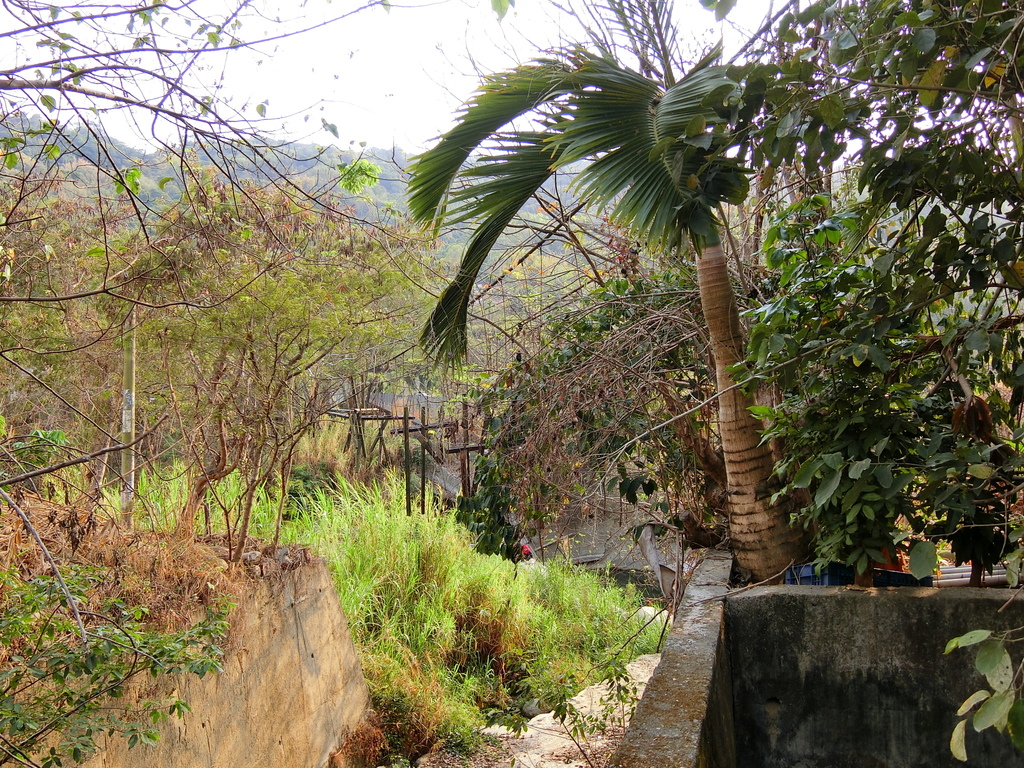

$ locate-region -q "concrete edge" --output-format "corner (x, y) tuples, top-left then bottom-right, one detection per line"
(609, 550), (736, 768)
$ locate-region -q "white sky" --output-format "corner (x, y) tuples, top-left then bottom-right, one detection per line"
(224, 0), (775, 151)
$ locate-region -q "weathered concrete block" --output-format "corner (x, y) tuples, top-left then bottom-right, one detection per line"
(727, 586), (1024, 768)
(611, 551), (736, 768)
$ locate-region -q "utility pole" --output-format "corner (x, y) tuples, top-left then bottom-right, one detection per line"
(120, 311), (136, 529)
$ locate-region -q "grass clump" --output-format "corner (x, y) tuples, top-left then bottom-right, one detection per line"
(278, 476), (661, 761)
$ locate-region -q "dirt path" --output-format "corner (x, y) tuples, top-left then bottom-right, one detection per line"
(417, 654), (661, 768)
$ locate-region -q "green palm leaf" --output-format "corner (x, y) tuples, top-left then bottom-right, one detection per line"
(420, 133), (562, 362)
(562, 48), (746, 250)
(408, 42), (748, 364)
(407, 61), (573, 229)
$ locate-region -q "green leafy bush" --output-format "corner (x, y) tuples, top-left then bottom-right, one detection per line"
(0, 565), (228, 767)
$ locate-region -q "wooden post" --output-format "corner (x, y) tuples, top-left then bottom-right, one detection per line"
(403, 406), (411, 516)
(461, 399), (470, 497)
(420, 407), (427, 515)
(352, 413), (361, 474)
(356, 410), (367, 464)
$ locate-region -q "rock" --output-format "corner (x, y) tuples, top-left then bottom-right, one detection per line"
(480, 725), (514, 738)
(208, 546), (261, 565)
(638, 605), (670, 625)
(486, 654), (662, 768)
(521, 698), (550, 718)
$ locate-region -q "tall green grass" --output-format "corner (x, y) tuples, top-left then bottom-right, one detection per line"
(277, 476), (661, 759)
(121, 468), (661, 759)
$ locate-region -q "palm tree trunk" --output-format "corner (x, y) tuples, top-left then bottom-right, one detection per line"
(695, 241), (809, 581)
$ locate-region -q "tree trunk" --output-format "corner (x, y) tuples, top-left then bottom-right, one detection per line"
(695, 241), (809, 582)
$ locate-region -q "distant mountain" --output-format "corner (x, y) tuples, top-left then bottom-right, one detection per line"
(0, 114), (415, 218)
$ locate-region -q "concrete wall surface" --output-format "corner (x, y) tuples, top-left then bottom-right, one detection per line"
(727, 586), (1024, 768)
(610, 550), (736, 768)
(81, 560), (371, 768)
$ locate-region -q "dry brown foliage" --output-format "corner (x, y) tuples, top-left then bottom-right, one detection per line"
(331, 713), (388, 768)
(0, 490), (244, 632)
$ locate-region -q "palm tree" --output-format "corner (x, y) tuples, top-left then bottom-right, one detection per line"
(407, 0), (807, 581)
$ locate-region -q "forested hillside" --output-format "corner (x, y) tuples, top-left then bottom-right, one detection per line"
(0, 115), (411, 213)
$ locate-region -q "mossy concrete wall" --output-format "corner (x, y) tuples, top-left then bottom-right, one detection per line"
(81, 560), (370, 768)
(610, 551), (736, 768)
(614, 571), (1024, 768)
(728, 586), (1024, 768)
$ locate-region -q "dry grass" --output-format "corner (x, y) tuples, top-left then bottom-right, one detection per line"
(293, 420), (350, 473)
(0, 489), (244, 632)
(332, 713), (388, 768)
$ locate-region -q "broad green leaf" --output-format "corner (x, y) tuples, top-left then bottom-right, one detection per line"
(835, 29), (857, 51)
(1007, 550), (1022, 588)
(491, 0), (513, 20)
(957, 689), (991, 716)
(965, 330), (989, 352)
(848, 458), (872, 479)
(967, 464), (994, 479)
(867, 344), (890, 372)
(815, 470), (843, 507)
(255, 102), (267, 117)
(918, 58), (945, 107)
(976, 643), (1013, 692)
(714, 0), (736, 21)
(648, 135), (676, 161)
(1007, 700), (1024, 751)
(976, 641), (1005, 674)
(908, 541), (936, 580)
(818, 93), (845, 128)
(913, 28), (936, 54)
(874, 463), (894, 489)
(40, 94), (56, 112)
(321, 119), (339, 139)
(822, 452), (844, 470)
(974, 691), (1013, 731)
(946, 630), (992, 654)
(792, 459), (822, 489)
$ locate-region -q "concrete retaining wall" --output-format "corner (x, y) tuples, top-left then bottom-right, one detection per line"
(728, 586), (1024, 768)
(614, 569), (1024, 768)
(81, 561), (371, 768)
(610, 551), (735, 768)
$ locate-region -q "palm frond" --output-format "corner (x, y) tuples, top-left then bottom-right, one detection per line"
(420, 134), (562, 363)
(406, 61), (573, 230)
(596, 0), (682, 84)
(410, 38), (750, 365)
(557, 49), (747, 250)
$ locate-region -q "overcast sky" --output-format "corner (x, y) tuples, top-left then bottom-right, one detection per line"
(222, 0), (774, 152)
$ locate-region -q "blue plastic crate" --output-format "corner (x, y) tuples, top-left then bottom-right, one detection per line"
(786, 562), (854, 586)
(785, 563), (933, 587)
